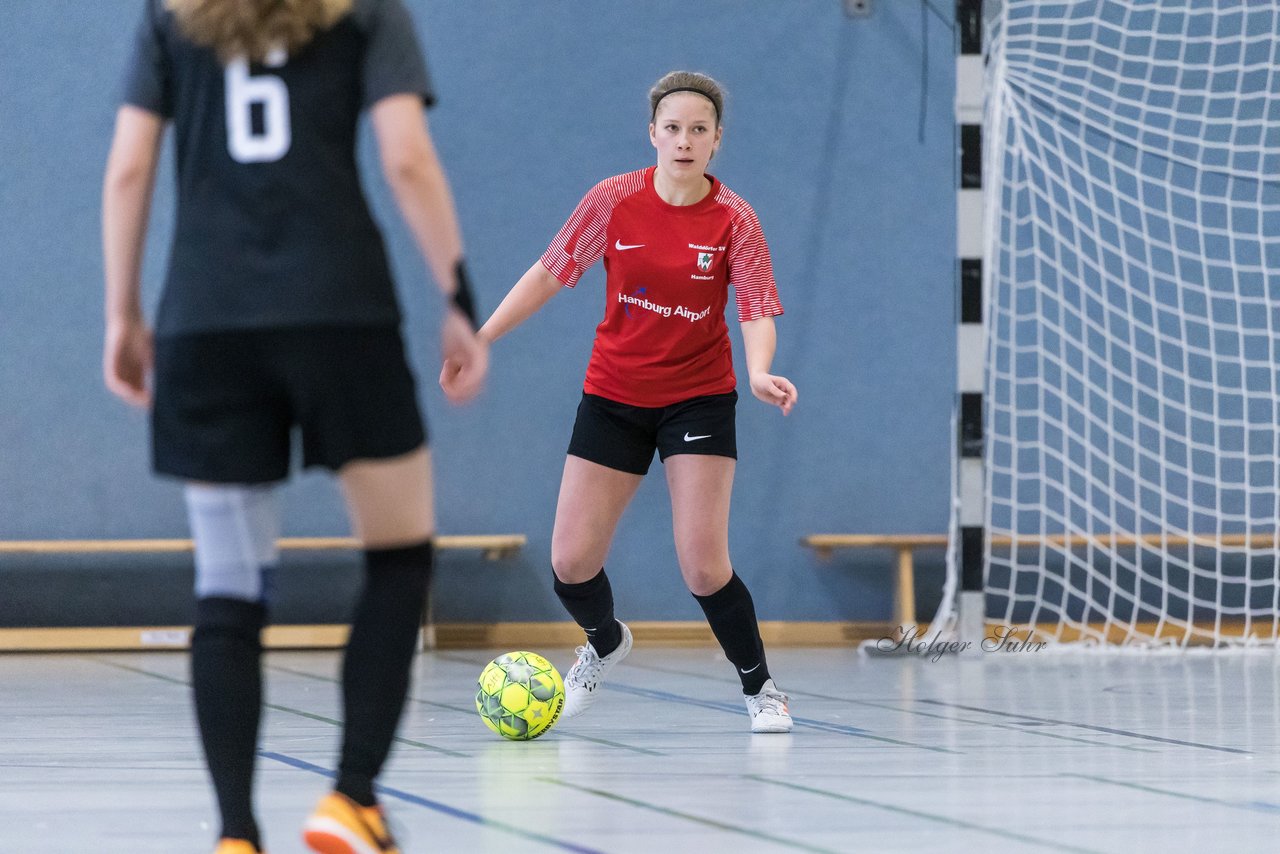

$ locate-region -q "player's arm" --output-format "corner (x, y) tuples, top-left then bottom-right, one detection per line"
(476, 177), (611, 344)
(370, 94), (466, 310)
(370, 93), (487, 403)
(102, 105), (164, 408)
(740, 316), (797, 416)
(476, 262), (563, 345)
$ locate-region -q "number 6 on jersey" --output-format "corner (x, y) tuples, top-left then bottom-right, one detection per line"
(225, 51), (290, 163)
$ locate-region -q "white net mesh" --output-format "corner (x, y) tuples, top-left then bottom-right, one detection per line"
(982, 1), (1280, 647)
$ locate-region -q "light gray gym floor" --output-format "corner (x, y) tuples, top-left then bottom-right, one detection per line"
(4, 646), (1278, 853)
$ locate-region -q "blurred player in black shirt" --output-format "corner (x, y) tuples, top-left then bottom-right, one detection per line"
(103, 1), (486, 851)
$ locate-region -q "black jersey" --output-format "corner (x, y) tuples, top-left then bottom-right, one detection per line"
(121, 0), (435, 336)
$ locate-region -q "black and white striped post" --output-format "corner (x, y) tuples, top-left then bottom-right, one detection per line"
(955, 0), (985, 644)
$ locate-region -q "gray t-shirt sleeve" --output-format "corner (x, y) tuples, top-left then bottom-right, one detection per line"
(120, 0), (173, 116)
(361, 0), (436, 109)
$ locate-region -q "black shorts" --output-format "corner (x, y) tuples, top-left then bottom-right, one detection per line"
(151, 326), (426, 484)
(567, 391), (737, 475)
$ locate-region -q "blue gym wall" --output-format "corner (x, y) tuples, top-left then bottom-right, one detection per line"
(0, 1), (956, 625)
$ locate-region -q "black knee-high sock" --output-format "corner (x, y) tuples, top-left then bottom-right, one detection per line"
(336, 541), (432, 807)
(191, 596), (267, 847)
(554, 568), (622, 657)
(693, 573), (771, 695)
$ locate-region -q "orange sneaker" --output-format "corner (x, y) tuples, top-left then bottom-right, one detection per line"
(302, 792), (400, 854)
(213, 840), (264, 854)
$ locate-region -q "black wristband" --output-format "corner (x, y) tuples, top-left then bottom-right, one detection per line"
(451, 259), (479, 329)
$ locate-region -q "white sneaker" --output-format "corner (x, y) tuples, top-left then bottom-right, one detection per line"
(745, 679), (792, 733)
(562, 621), (632, 719)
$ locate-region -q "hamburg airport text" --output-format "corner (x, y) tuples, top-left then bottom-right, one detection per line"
(619, 292), (711, 322)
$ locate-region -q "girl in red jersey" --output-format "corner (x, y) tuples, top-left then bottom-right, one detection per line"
(462, 70), (795, 733)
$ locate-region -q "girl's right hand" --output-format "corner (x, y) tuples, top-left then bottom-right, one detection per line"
(439, 309), (488, 404)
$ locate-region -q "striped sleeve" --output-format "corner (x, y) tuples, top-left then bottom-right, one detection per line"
(719, 187), (783, 321)
(540, 171), (646, 287)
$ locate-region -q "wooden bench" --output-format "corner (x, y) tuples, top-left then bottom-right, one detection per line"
(800, 534), (948, 629)
(0, 535), (526, 560)
(0, 535), (526, 651)
(800, 532), (1279, 631)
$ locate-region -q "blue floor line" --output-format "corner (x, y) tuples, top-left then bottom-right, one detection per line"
(259, 751), (608, 854)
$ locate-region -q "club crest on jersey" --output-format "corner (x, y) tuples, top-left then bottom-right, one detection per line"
(696, 252), (714, 272)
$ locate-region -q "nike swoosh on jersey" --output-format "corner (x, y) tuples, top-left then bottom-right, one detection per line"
(615, 240), (645, 250)
(683, 433), (712, 442)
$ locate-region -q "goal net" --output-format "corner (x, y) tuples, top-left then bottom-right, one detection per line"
(979, 1), (1280, 647)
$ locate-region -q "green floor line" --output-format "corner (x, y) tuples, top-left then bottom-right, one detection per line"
(1061, 773), (1280, 816)
(271, 662), (666, 756)
(746, 775), (1105, 854)
(539, 777), (842, 854)
(93, 657), (470, 758)
(93, 656), (188, 687)
(440, 653), (953, 752)
(921, 700), (1251, 755)
(556, 732), (666, 756)
(265, 703), (470, 759)
(624, 660), (1156, 752)
(434, 651), (504, 666)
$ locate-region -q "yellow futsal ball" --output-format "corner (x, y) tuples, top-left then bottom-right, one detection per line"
(475, 651), (565, 740)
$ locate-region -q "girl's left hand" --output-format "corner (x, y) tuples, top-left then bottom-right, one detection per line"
(749, 372), (797, 416)
(103, 317), (154, 408)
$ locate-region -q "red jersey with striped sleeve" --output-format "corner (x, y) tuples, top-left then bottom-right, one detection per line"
(540, 166), (783, 408)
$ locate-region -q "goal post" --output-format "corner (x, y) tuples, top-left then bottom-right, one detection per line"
(937, 0), (1280, 649)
